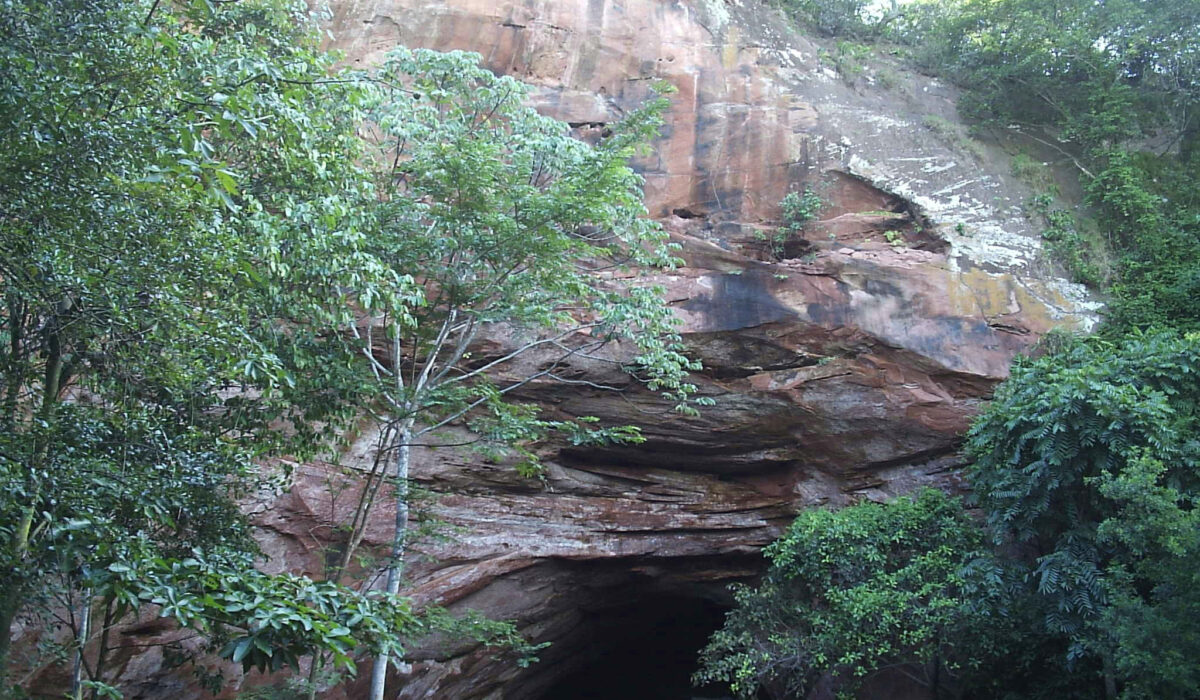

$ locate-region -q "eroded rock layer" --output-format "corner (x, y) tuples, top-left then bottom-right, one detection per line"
(284, 1), (1100, 697)
(58, 1), (1101, 697)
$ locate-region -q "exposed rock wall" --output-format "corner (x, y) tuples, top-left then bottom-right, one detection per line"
(299, 1), (1100, 696)
(33, 1), (1100, 698)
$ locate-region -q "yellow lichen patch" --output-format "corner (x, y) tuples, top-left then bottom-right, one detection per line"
(1010, 279), (1079, 332)
(722, 25), (740, 70)
(945, 266), (1081, 332)
(944, 267), (1017, 318)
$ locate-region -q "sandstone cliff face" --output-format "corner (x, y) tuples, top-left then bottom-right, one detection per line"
(288, 2), (1099, 696)
(53, 1), (1100, 698)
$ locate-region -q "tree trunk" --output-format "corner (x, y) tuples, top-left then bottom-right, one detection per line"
(3, 295), (25, 432)
(70, 590), (92, 700)
(1103, 655), (1118, 700)
(367, 419), (414, 700)
(91, 598), (115, 700)
(931, 651), (940, 700)
(0, 588), (22, 695)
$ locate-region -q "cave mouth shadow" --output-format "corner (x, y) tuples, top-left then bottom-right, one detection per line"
(537, 594), (735, 700)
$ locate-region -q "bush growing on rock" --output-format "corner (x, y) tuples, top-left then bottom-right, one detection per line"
(695, 489), (993, 699)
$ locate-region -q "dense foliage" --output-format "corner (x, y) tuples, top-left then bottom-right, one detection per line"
(696, 334), (1200, 698)
(0, 0), (688, 697)
(695, 490), (992, 698)
(0, 0), (405, 693)
(966, 331), (1200, 697)
(774, 0), (901, 38)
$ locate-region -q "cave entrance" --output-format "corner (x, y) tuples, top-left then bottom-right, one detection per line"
(538, 594), (733, 700)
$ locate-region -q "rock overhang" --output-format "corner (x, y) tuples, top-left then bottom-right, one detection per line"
(292, 0), (1104, 696)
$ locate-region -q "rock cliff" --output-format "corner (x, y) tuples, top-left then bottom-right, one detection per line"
(288, 1), (1098, 696)
(51, 0), (1101, 697)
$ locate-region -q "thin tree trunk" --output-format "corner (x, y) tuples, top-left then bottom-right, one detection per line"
(3, 295), (24, 431)
(0, 588), (22, 694)
(90, 598), (115, 700)
(303, 652), (324, 700)
(1103, 655), (1118, 700)
(70, 590), (92, 700)
(931, 651), (940, 700)
(336, 424), (397, 578)
(367, 419), (414, 700)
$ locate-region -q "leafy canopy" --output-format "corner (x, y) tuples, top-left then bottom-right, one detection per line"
(0, 0), (477, 692)
(966, 330), (1200, 697)
(695, 489), (989, 699)
(357, 47), (700, 437)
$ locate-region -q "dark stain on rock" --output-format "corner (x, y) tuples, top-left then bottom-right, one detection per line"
(902, 315), (1005, 372)
(863, 277), (904, 299)
(587, 0), (606, 25)
(805, 297), (849, 328)
(681, 269), (798, 332)
(684, 331), (820, 379)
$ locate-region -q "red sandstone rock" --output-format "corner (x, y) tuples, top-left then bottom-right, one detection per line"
(302, 2), (1097, 696)
(18, 1), (1100, 698)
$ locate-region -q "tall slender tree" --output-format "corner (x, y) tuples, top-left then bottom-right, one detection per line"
(313, 48), (705, 700)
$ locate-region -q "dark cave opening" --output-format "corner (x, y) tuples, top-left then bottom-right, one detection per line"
(538, 595), (734, 700)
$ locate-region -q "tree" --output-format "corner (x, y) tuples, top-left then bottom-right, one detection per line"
(695, 489), (991, 699)
(897, 0), (1198, 140)
(891, 0), (1200, 331)
(966, 330), (1200, 697)
(0, 0), (426, 694)
(1, 2), (687, 695)
(1092, 451), (1200, 699)
(307, 47), (704, 700)
(777, 0), (897, 38)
